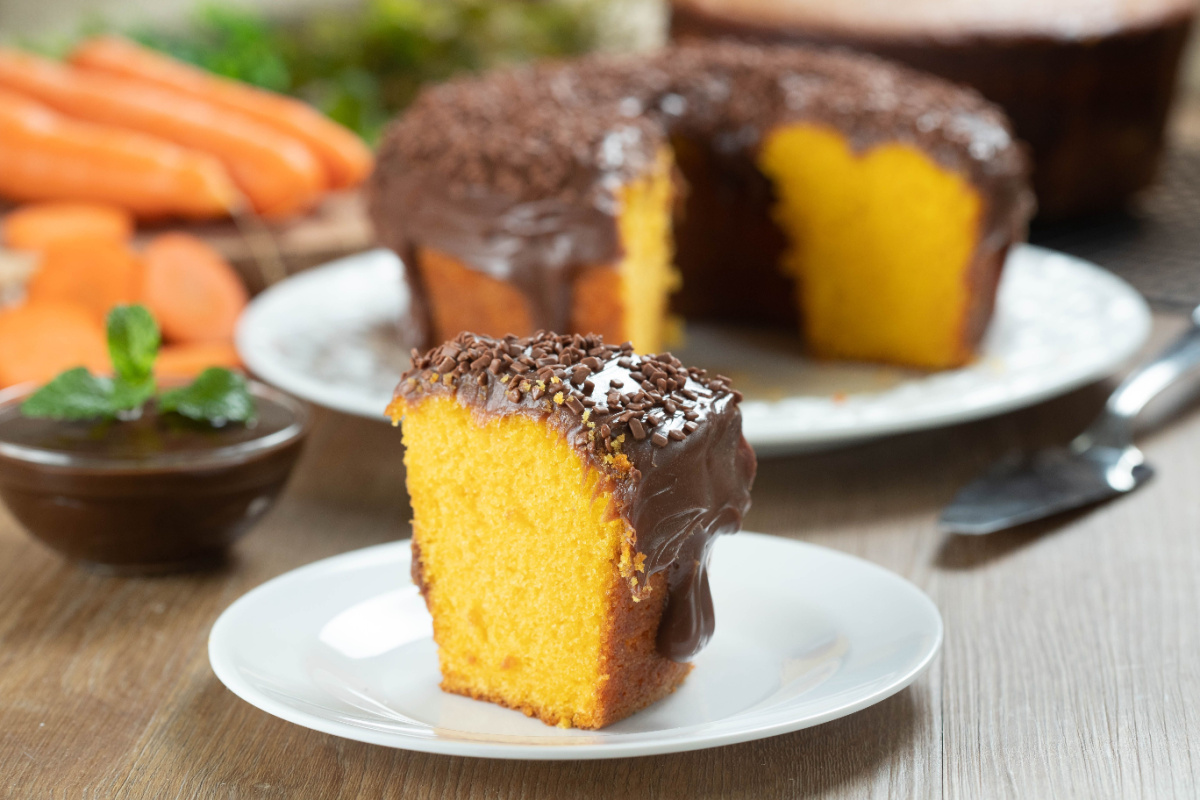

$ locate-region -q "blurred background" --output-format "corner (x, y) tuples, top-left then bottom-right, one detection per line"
(0, 0), (665, 144)
(7, 0), (1192, 144)
(1, 0), (1199, 382)
(0, 0), (668, 310)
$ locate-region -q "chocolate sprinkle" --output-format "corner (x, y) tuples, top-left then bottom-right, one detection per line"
(391, 331), (756, 662)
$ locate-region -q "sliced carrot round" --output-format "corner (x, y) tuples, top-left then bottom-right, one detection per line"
(25, 239), (143, 326)
(0, 302), (109, 388)
(2, 202), (134, 251)
(140, 233), (248, 344)
(155, 341), (242, 380)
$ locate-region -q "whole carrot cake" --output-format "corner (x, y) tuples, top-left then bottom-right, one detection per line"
(388, 331), (756, 729)
(370, 42), (1033, 371)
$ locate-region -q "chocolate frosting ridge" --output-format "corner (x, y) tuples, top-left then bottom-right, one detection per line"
(390, 331), (757, 662)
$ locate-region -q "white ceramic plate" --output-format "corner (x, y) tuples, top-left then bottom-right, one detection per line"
(236, 245), (1150, 455)
(209, 532), (942, 760)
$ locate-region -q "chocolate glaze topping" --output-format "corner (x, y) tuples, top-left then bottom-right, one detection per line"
(390, 331), (757, 662)
(369, 41), (1033, 340)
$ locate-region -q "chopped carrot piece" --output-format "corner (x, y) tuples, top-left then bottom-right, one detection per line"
(3, 202), (134, 251)
(0, 301), (109, 388)
(140, 233), (248, 344)
(155, 341), (242, 380)
(25, 239), (143, 326)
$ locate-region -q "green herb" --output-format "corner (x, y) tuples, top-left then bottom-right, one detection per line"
(106, 305), (160, 386)
(20, 304), (255, 426)
(19, 368), (127, 421)
(159, 368), (255, 425)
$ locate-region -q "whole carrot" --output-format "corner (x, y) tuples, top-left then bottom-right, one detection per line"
(0, 49), (324, 217)
(0, 87), (239, 219)
(71, 36), (374, 190)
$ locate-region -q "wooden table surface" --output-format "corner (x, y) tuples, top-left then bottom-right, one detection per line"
(1, 311), (1198, 799)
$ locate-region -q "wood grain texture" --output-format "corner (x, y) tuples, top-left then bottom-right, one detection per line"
(1, 313), (1199, 798)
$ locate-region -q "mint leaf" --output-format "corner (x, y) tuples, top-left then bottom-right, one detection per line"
(159, 368), (256, 425)
(20, 368), (120, 420)
(107, 305), (160, 386)
(111, 376), (156, 412)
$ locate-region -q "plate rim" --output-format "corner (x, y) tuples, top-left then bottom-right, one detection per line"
(235, 244), (1151, 453)
(236, 249), (404, 421)
(208, 532), (943, 760)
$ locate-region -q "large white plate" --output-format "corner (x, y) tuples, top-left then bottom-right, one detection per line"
(236, 245), (1151, 455)
(209, 532), (942, 760)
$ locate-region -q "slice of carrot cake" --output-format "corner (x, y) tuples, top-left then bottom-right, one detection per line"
(388, 331), (756, 729)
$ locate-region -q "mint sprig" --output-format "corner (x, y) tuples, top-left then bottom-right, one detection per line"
(159, 368), (255, 425)
(20, 304), (255, 426)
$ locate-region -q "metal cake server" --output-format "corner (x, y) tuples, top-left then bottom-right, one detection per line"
(940, 305), (1200, 535)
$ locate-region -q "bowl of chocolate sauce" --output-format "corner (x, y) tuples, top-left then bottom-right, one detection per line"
(0, 381), (310, 574)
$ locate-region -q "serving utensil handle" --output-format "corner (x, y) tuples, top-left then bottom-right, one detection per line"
(1075, 306), (1200, 451)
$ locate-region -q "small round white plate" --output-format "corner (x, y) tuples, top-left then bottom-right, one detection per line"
(209, 532), (942, 760)
(236, 245), (1150, 455)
